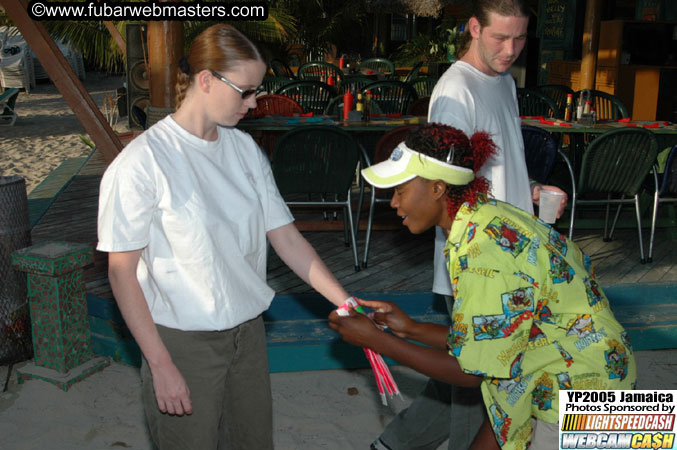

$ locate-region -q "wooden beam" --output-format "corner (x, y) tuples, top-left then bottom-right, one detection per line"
(3, 0), (122, 164)
(580, 0), (604, 90)
(103, 21), (126, 58)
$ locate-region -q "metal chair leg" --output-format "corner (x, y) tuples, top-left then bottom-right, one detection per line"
(603, 194), (612, 242)
(345, 194), (360, 272)
(648, 170), (660, 263)
(608, 195), (625, 241)
(362, 188), (376, 268)
(568, 193), (576, 241)
(634, 194), (646, 264)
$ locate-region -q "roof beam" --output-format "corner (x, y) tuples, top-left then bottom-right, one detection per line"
(3, 0), (123, 164)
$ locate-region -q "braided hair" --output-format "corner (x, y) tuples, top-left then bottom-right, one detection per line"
(404, 123), (496, 219)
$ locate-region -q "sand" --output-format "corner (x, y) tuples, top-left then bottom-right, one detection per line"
(1, 72), (126, 194)
(1, 74), (676, 450)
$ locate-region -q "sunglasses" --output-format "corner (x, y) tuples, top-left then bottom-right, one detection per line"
(208, 69), (264, 99)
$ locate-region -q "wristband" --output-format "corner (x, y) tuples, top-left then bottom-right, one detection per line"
(529, 180), (538, 185)
(336, 296), (366, 316)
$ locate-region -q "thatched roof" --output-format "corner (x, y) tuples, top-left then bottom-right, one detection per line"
(365, 0), (453, 17)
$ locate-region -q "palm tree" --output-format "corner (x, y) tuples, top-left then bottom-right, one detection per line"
(0, 2), (297, 73)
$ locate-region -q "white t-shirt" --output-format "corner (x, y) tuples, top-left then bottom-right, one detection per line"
(97, 116), (293, 331)
(428, 61), (533, 295)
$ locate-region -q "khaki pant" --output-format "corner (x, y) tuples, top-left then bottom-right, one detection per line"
(141, 316), (273, 450)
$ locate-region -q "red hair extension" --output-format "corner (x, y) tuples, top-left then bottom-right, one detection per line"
(446, 176), (491, 219)
(469, 131), (497, 172)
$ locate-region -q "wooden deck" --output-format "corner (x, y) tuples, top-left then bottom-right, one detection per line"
(24, 150), (677, 369)
(29, 150), (677, 299)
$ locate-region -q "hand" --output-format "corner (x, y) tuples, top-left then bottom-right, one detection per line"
(149, 360), (193, 416)
(531, 183), (568, 219)
(328, 309), (384, 348)
(356, 299), (417, 339)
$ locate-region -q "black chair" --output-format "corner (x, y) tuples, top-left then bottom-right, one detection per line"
(360, 81), (417, 115)
(339, 75), (373, 95)
(521, 125), (576, 238)
(570, 128), (659, 263)
(534, 84), (574, 114)
(516, 88), (563, 119)
(275, 80), (337, 115)
(573, 89), (629, 120)
(262, 76), (294, 95)
(271, 126), (367, 271)
(362, 125), (419, 267)
(357, 58), (395, 77)
(270, 59), (296, 79)
(407, 77), (437, 99)
(648, 145), (677, 262)
(403, 61), (424, 83)
(297, 61), (342, 82)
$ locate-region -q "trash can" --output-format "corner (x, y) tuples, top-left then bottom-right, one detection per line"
(0, 176), (33, 365)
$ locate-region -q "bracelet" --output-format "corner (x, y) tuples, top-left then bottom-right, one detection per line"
(529, 180), (538, 185)
(336, 296), (365, 316)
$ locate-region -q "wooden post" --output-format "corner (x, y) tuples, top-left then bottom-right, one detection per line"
(148, 19), (183, 109)
(2, 0), (122, 164)
(580, 0), (604, 90)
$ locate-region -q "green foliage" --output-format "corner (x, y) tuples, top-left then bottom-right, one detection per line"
(393, 16), (464, 66)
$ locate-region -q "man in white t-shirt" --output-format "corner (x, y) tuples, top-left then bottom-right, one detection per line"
(372, 1), (567, 449)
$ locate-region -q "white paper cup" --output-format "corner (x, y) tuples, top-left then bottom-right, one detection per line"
(538, 189), (564, 224)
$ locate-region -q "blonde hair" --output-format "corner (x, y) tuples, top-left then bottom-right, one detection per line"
(175, 24), (263, 108)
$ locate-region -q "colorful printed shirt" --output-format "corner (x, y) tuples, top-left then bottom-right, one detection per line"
(445, 195), (637, 449)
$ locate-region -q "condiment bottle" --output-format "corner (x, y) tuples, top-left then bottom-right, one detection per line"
(343, 90), (353, 121)
(356, 93), (364, 113)
(583, 100), (591, 115)
(339, 56), (345, 70)
(564, 93), (573, 122)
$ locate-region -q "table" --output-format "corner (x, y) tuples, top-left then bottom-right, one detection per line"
(238, 114), (427, 159)
(523, 118), (677, 236)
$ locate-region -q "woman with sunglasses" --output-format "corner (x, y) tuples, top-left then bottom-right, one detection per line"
(97, 24), (352, 450)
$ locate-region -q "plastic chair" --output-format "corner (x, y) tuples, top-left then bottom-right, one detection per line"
(516, 88), (563, 119)
(338, 75), (373, 95)
(407, 77), (438, 98)
(0, 87), (19, 126)
(521, 125), (576, 238)
(262, 76), (294, 95)
(407, 96), (430, 116)
(362, 125), (419, 267)
(271, 126), (366, 271)
(534, 84), (574, 114)
(570, 128), (659, 263)
(648, 145), (677, 262)
(573, 89), (629, 120)
(403, 61), (424, 84)
(357, 58), (395, 77)
(275, 80), (337, 115)
(249, 94), (302, 118)
(297, 61), (343, 82)
(270, 59), (295, 78)
(360, 80), (417, 115)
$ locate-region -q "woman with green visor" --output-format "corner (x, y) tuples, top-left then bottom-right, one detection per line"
(329, 123), (636, 450)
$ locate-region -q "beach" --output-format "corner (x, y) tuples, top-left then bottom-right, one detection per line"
(1, 74), (676, 450)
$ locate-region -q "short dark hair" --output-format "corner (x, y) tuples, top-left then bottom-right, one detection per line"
(457, 0), (530, 58)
